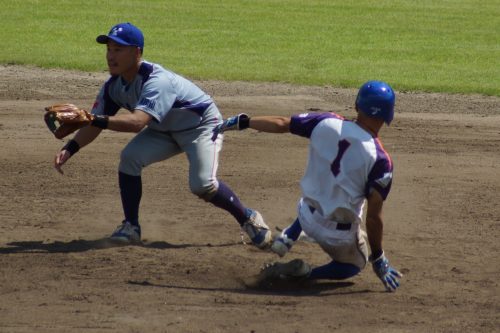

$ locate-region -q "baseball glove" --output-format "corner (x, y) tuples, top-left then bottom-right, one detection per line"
(44, 103), (94, 139)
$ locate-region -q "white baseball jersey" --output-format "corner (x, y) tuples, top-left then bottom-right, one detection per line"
(290, 112), (393, 224)
(91, 60), (216, 132)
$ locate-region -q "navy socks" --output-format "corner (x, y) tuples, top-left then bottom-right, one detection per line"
(209, 181), (248, 225)
(309, 261), (360, 280)
(119, 175), (248, 227)
(119, 171), (142, 226)
(283, 218), (303, 241)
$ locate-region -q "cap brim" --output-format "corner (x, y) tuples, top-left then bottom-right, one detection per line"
(96, 35), (133, 46)
(96, 35), (109, 44)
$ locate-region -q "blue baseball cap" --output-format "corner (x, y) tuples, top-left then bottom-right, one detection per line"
(96, 22), (144, 50)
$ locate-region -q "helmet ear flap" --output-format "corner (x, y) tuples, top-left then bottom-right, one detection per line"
(355, 81), (395, 125)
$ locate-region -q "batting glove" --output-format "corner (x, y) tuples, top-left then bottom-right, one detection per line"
(370, 252), (403, 292)
(212, 113), (250, 141)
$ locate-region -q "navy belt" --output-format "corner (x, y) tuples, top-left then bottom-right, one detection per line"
(308, 205), (352, 231)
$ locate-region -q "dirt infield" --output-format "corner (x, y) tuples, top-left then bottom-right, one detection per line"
(0, 64), (499, 333)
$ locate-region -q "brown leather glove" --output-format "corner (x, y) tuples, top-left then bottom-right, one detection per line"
(44, 103), (94, 139)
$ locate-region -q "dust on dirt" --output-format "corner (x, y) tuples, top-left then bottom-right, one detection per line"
(0, 64), (499, 333)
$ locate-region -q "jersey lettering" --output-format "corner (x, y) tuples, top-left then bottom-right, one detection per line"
(331, 139), (351, 177)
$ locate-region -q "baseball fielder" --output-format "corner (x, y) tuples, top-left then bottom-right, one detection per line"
(51, 22), (271, 248)
(214, 81), (403, 291)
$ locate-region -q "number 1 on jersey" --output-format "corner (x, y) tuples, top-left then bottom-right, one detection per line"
(331, 139), (351, 177)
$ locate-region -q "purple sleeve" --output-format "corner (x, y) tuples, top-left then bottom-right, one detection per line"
(102, 78), (121, 116)
(91, 77), (121, 116)
(365, 145), (393, 200)
(290, 112), (343, 138)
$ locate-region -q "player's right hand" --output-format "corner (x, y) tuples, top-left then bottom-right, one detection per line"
(370, 252), (403, 292)
(211, 113), (250, 141)
(54, 150), (71, 175)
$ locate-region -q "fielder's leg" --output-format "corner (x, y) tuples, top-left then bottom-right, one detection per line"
(113, 129), (182, 242)
(118, 171), (142, 227)
(177, 119), (271, 248)
(207, 181), (271, 248)
(109, 171), (143, 243)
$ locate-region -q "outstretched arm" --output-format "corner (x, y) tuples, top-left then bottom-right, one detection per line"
(87, 109), (152, 133)
(212, 113), (291, 140)
(249, 116), (290, 133)
(102, 109), (152, 133)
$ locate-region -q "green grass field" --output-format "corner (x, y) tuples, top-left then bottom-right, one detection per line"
(1, 0), (499, 96)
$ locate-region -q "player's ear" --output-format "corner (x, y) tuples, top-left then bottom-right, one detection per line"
(354, 105), (361, 117)
(135, 46), (143, 57)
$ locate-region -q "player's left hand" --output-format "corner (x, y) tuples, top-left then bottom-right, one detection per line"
(370, 252), (403, 292)
(44, 103), (94, 139)
(211, 113), (250, 141)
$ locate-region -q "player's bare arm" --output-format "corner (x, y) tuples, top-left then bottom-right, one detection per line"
(73, 125), (103, 147)
(366, 188), (403, 291)
(249, 116), (290, 133)
(213, 114), (290, 138)
(102, 109), (152, 133)
(365, 189), (384, 258)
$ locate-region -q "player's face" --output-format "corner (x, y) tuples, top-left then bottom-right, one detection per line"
(106, 40), (141, 80)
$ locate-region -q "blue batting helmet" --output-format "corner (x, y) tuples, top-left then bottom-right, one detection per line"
(355, 81), (395, 125)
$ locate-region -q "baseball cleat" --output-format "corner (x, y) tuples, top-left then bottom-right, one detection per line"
(242, 209), (272, 249)
(270, 234), (294, 257)
(110, 221), (141, 243)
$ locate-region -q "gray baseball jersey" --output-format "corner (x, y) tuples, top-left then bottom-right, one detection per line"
(91, 61), (223, 195)
(91, 60), (217, 132)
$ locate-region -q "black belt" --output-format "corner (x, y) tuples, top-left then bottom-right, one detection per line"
(308, 205), (352, 231)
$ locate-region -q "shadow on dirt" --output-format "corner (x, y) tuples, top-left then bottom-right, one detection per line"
(127, 279), (372, 297)
(0, 238), (240, 253)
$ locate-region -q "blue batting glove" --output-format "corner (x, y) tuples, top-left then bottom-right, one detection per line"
(370, 252), (403, 292)
(211, 113), (249, 141)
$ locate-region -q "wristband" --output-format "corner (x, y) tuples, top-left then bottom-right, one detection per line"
(91, 115), (109, 129)
(239, 115), (250, 129)
(62, 139), (80, 156)
(369, 249), (384, 262)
